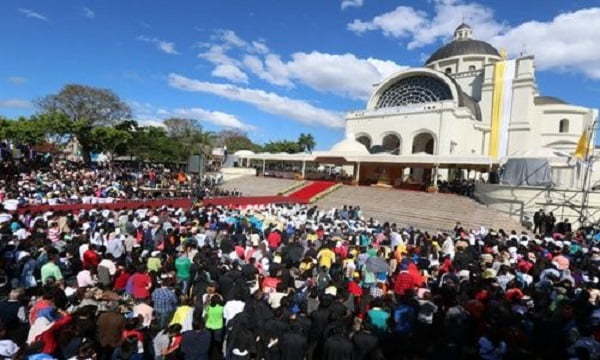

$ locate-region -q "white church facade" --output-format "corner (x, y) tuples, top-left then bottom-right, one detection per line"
(242, 23), (598, 194)
(345, 23), (597, 188)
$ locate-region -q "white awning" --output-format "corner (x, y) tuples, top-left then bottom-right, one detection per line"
(246, 151), (496, 168)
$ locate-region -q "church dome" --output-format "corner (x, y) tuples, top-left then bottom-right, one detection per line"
(330, 134), (370, 155)
(425, 23), (500, 65)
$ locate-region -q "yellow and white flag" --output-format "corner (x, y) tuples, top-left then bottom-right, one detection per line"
(574, 129), (590, 160)
(488, 59), (516, 158)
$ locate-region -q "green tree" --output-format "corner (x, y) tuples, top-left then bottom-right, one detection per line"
(163, 117), (216, 157)
(297, 133), (316, 152)
(89, 126), (133, 161)
(129, 126), (186, 163)
(217, 130), (262, 153)
(3, 117), (47, 145)
(36, 84), (131, 162)
(262, 140), (303, 154)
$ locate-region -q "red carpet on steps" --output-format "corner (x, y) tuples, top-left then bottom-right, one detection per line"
(202, 181), (338, 207)
(287, 181), (337, 202)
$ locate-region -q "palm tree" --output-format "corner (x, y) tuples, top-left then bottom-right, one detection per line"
(298, 133), (316, 153)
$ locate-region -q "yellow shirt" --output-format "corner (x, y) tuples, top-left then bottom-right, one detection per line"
(299, 260), (314, 273)
(170, 305), (192, 326)
(317, 248), (336, 268)
(306, 233), (318, 243)
(147, 257), (162, 272)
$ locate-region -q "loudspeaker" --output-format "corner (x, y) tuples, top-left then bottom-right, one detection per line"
(187, 154), (204, 174)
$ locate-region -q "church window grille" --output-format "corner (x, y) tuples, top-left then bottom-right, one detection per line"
(376, 76), (453, 109)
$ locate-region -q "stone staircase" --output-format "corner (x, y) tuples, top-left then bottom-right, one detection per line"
(315, 185), (526, 232)
(220, 177), (525, 232)
(220, 176), (303, 196)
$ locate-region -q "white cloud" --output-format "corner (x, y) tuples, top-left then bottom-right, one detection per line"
(18, 8), (48, 22)
(198, 44), (248, 83)
(217, 29), (247, 48)
(130, 100), (253, 130)
(251, 41), (269, 54)
(171, 108), (255, 131)
(196, 30), (271, 84)
(284, 52), (405, 99)
(137, 36), (179, 55)
(83, 7), (95, 19)
(490, 8), (600, 79)
(199, 30), (405, 100)
(168, 73), (345, 128)
(341, 0), (364, 10)
(0, 99), (32, 109)
(347, 0), (505, 49)
(7, 76), (27, 85)
(243, 52), (404, 100)
(211, 64), (248, 83)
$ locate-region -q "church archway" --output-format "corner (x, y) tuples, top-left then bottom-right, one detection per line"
(382, 133), (401, 155)
(355, 134), (372, 151)
(412, 132), (435, 154)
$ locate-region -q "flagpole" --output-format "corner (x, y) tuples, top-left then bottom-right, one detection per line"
(579, 116), (598, 226)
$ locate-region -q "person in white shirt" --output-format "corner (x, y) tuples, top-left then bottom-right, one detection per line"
(98, 257), (117, 276)
(268, 283), (288, 309)
(76, 269), (96, 288)
(223, 298), (245, 325)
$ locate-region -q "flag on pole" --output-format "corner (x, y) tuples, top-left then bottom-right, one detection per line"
(574, 129), (590, 160)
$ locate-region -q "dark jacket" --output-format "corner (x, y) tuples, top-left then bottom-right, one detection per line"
(322, 334), (353, 360)
(181, 329), (211, 360)
(280, 331), (307, 360)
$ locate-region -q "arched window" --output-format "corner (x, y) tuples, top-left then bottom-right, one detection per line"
(382, 134), (401, 155)
(445, 67), (452, 74)
(356, 135), (371, 151)
(376, 75), (453, 109)
(468, 65), (476, 71)
(412, 133), (435, 154)
(559, 119), (569, 133)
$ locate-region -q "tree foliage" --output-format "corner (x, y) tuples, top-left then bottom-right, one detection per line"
(0, 83), (320, 163)
(297, 133), (316, 152)
(163, 117), (216, 157)
(217, 130), (263, 153)
(36, 84), (132, 162)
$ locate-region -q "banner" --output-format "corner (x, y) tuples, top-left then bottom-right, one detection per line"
(488, 59), (516, 158)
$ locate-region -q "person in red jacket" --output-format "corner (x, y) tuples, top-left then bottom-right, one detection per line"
(126, 265), (152, 300)
(35, 312), (73, 355)
(393, 265), (417, 296)
(267, 230), (282, 251)
(83, 244), (101, 270)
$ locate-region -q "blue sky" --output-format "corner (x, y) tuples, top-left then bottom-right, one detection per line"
(2, 0), (600, 149)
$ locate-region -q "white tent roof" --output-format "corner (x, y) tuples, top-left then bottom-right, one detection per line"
(246, 151), (496, 168)
(329, 136), (370, 155)
(234, 150), (255, 157)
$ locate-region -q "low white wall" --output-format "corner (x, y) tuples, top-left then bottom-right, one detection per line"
(220, 167), (257, 181)
(475, 183), (600, 228)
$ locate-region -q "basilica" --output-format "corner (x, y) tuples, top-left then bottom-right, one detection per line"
(242, 23), (598, 191)
(343, 23), (597, 187)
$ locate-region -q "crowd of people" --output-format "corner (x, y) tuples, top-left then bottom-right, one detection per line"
(437, 179), (476, 198)
(0, 161), (210, 210)
(0, 192), (599, 360)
